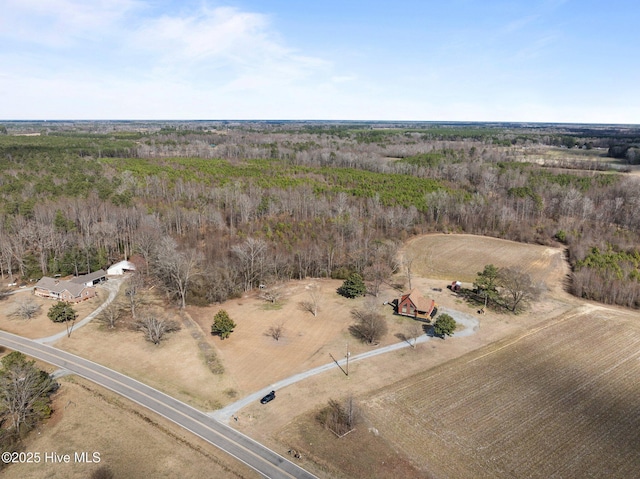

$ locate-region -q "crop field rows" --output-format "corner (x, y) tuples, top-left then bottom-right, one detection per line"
(363, 306), (640, 478)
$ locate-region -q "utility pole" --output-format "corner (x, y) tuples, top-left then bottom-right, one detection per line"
(346, 342), (350, 377)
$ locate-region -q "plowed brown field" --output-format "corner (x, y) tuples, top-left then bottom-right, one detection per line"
(363, 304), (640, 478)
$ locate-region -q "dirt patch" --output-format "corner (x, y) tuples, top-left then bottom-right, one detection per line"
(1, 377), (258, 479)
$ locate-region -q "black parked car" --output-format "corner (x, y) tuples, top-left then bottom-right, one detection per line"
(260, 390), (276, 404)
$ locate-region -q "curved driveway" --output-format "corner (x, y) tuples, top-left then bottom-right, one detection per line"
(213, 306), (479, 421)
(0, 331), (316, 479)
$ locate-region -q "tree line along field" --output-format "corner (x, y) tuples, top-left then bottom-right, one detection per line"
(362, 305), (640, 478)
(0, 121), (640, 311)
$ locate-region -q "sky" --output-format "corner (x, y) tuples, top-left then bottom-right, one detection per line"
(0, 0), (638, 123)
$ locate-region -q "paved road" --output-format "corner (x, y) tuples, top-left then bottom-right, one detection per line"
(0, 331), (317, 479)
(213, 306), (479, 421)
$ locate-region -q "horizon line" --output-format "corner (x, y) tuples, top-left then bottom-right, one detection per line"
(1, 119), (639, 127)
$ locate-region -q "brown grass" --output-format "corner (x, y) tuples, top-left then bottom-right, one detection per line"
(405, 233), (565, 286)
(278, 411), (429, 479)
(187, 279), (422, 396)
(56, 320), (236, 410)
(0, 291), (106, 339)
(1, 377), (258, 479)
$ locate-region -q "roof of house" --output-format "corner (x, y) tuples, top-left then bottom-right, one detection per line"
(107, 261), (136, 273)
(70, 269), (107, 284)
(400, 289), (435, 313)
(35, 277), (87, 297)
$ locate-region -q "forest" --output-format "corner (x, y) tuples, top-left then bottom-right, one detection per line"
(1, 120), (639, 308)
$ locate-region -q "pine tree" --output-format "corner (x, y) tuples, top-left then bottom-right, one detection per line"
(211, 309), (236, 339)
(433, 313), (457, 339)
(337, 273), (366, 299)
(47, 302), (77, 323)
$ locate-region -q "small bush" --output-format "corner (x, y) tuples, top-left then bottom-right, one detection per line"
(317, 398), (358, 437)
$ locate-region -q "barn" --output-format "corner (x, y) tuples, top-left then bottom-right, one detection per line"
(107, 261), (136, 275)
(396, 289), (437, 321)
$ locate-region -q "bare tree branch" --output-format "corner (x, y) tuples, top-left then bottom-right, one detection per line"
(265, 322), (285, 341)
(97, 300), (122, 329)
(10, 298), (41, 320)
(134, 312), (181, 345)
(260, 288), (282, 304)
(152, 237), (201, 309)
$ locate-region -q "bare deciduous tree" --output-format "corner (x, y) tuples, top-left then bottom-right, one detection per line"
(317, 396), (358, 437)
(10, 298), (41, 320)
(97, 300), (122, 329)
(406, 321), (423, 348)
(134, 313), (181, 345)
(260, 288), (281, 304)
(349, 299), (388, 344)
(265, 322), (285, 341)
(135, 220), (162, 275)
(299, 284), (321, 317)
(152, 237), (201, 309)
(364, 262), (392, 297)
(403, 251), (416, 290)
(232, 237), (267, 291)
(124, 272), (145, 319)
(498, 267), (541, 312)
(0, 352), (57, 434)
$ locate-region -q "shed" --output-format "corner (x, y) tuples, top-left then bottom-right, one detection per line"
(107, 261), (136, 276)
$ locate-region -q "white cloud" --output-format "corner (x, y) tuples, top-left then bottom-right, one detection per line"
(132, 7), (272, 62)
(0, 1), (337, 118)
(129, 6), (329, 90)
(503, 15), (540, 34)
(1, 0), (141, 46)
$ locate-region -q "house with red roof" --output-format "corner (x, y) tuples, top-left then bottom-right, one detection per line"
(396, 289), (437, 321)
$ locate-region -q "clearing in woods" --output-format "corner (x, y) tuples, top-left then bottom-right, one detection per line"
(405, 233), (565, 286)
(261, 235), (637, 478)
